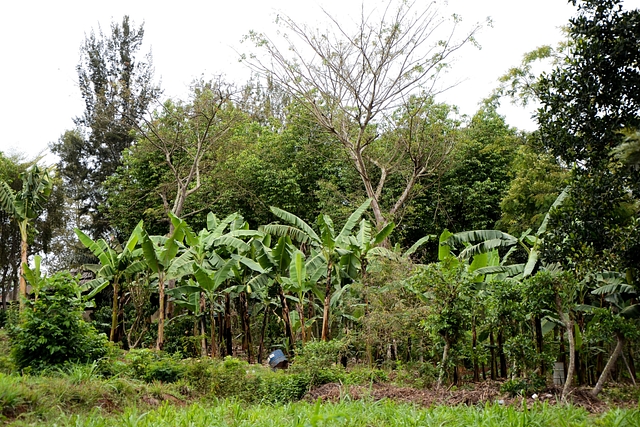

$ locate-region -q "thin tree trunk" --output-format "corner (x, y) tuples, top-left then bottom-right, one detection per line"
(437, 338), (450, 389)
(490, 332), (496, 380)
(210, 298), (218, 358)
(556, 293), (575, 401)
(498, 330), (507, 378)
(224, 293), (232, 356)
(110, 282), (119, 342)
(622, 351), (636, 386)
(472, 317), (479, 382)
(535, 316), (545, 375)
(592, 333), (625, 397)
(278, 285), (295, 351)
(240, 292), (253, 363)
(258, 306), (269, 364)
(627, 347), (636, 382)
(298, 302), (306, 343)
(1, 265), (7, 311)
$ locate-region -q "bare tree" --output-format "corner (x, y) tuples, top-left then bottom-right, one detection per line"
(246, 1), (480, 226)
(132, 78), (237, 230)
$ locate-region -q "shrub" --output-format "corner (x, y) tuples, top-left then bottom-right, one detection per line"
(259, 371), (310, 403)
(9, 272), (108, 371)
(125, 349), (185, 383)
(289, 339), (347, 387)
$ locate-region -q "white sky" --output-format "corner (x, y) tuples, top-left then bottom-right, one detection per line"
(1, 0), (637, 161)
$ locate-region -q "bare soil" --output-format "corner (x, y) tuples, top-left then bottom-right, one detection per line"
(304, 381), (633, 413)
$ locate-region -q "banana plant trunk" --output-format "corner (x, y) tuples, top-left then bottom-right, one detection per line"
(278, 285), (295, 350)
(321, 261), (333, 341)
(18, 224), (28, 311)
(156, 273), (166, 350)
(210, 298), (218, 358)
(110, 281), (119, 342)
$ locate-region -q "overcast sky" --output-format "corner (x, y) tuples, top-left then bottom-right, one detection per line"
(1, 0), (637, 162)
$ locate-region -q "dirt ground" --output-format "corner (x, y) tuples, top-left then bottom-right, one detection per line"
(304, 381), (635, 413)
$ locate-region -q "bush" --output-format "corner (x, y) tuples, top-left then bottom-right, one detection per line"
(288, 339), (347, 387)
(125, 349), (185, 383)
(259, 371), (310, 403)
(9, 272), (108, 371)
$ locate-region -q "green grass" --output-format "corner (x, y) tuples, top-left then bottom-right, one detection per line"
(4, 399), (639, 427)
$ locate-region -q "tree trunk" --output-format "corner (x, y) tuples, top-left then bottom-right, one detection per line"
(210, 298), (218, 358)
(224, 293), (233, 356)
(298, 302), (306, 343)
(240, 292), (253, 363)
(535, 315), (545, 375)
(258, 306), (269, 364)
(278, 285), (295, 351)
(498, 330), (507, 378)
(592, 333), (625, 397)
(110, 282), (119, 342)
(437, 338), (450, 389)
(627, 347), (636, 382)
(472, 317), (479, 382)
(490, 332), (496, 380)
(321, 261), (333, 341)
(1, 265), (7, 311)
(556, 292), (575, 400)
(18, 235), (27, 311)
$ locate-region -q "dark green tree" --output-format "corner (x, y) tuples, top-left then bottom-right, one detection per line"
(52, 16), (160, 239)
(537, 0), (640, 274)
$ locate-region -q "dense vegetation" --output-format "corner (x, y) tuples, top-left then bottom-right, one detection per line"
(0, 0), (639, 423)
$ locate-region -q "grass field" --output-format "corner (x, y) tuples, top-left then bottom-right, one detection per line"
(4, 398), (639, 427)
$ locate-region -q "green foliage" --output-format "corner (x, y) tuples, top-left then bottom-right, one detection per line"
(162, 314), (202, 357)
(9, 272), (108, 371)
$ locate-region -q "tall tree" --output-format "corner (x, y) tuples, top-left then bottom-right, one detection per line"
(537, 0), (640, 274)
(52, 16), (160, 239)
(247, 1), (480, 227)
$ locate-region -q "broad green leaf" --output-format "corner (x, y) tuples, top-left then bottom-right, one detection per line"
(269, 206), (320, 242)
(336, 199), (371, 242)
(537, 186), (570, 236)
(140, 231), (160, 273)
(371, 222), (395, 246)
(232, 254), (266, 274)
(289, 250), (306, 288)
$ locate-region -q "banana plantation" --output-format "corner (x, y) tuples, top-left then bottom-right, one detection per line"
(0, 0), (639, 423)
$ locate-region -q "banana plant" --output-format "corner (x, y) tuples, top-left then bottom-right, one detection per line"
(444, 186), (571, 280)
(21, 255), (45, 306)
(167, 212), (265, 357)
(75, 221), (145, 342)
(0, 164), (54, 310)
(252, 235), (297, 348)
(139, 213), (188, 350)
(281, 249), (324, 342)
(262, 199), (373, 340)
(584, 271), (640, 396)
